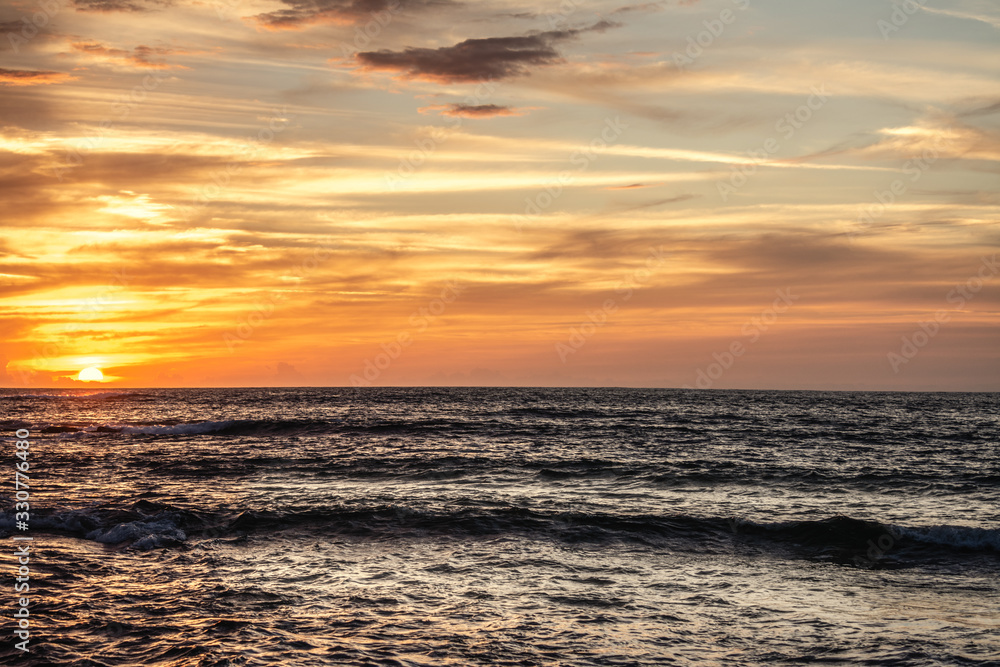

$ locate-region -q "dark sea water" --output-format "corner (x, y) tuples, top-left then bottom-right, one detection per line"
(1, 388), (998, 666)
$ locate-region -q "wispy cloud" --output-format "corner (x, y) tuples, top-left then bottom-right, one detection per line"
(70, 42), (190, 69)
(0, 69), (76, 86)
(919, 4), (1000, 29)
(0, 0), (997, 389)
(252, 0), (448, 30)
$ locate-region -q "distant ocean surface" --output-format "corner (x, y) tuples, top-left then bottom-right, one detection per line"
(1, 388), (998, 666)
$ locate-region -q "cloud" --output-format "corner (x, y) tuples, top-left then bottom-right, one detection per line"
(417, 103), (528, 118)
(611, 3), (665, 15)
(851, 120), (1000, 163)
(0, 69), (75, 86)
(252, 0), (443, 30)
(352, 21), (619, 83)
(72, 0), (171, 12)
(605, 182), (655, 190)
(70, 42), (188, 69)
(959, 97), (1000, 118)
(273, 361), (303, 382)
(918, 5), (1000, 29)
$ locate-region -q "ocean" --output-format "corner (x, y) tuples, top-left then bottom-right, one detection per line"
(1, 388), (997, 666)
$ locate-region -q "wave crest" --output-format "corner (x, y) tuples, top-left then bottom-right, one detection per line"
(1, 504), (995, 562)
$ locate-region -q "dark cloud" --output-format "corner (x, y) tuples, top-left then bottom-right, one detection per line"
(72, 0), (171, 12)
(253, 0), (443, 30)
(131, 44), (180, 67)
(612, 0), (699, 13)
(495, 12), (539, 20)
(0, 68), (74, 86)
(353, 21), (619, 83)
(419, 103), (524, 118)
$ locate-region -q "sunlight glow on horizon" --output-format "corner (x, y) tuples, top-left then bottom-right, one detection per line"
(0, 0), (997, 390)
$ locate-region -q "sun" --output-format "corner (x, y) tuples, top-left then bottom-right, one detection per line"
(78, 366), (105, 382)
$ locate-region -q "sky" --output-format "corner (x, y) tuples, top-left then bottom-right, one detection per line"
(0, 0), (998, 390)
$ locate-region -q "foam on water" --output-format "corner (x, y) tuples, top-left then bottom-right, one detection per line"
(0, 387), (996, 666)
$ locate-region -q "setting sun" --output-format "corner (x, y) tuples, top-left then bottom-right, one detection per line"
(78, 367), (105, 382)
(0, 0), (996, 394)
(0, 1), (997, 664)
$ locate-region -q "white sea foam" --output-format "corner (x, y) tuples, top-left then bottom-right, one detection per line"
(87, 518), (187, 548)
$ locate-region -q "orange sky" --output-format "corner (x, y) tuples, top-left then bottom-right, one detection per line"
(1, 0), (998, 390)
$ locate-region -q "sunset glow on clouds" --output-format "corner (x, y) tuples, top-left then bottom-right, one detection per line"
(0, 0), (997, 389)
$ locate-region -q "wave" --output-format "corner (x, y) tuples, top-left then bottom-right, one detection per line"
(2, 503), (995, 565)
(899, 524), (1000, 553)
(500, 407), (613, 419)
(40, 417), (489, 439)
(17, 431), (1000, 495)
(0, 390), (150, 400)
(44, 418), (337, 438)
(0, 392), (70, 400)
(80, 390), (153, 400)
(118, 420), (239, 436)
